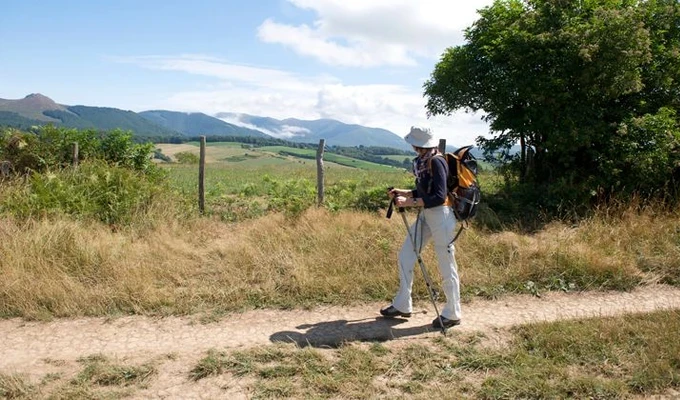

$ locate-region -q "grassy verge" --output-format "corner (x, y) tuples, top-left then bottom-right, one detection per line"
(5, 310), (677, 399)
(0, 204), (678, 319)
(188, 309), (680, 399)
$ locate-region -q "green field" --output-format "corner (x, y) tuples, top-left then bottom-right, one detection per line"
(154, 142), (504, 223)
(259, 146), (400, 171)
(381, 154), (413, 162)
(157, 142), (401, 171)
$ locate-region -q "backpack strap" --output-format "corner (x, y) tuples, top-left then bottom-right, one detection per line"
(426, 153), (445, 174)
(450, 219), (470, 244)
(426, 153), (447, 194)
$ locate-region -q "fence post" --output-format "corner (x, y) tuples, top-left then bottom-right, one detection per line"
(316, 139), (325, 206)
(72, 142), (79, 167)
(438, 139), (447, 154)
(199, 136), (206, 214)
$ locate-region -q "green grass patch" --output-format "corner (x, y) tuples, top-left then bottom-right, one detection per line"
(380, 154), (413, 162)
(0, 354), (158, 399)
(189, 310), (680, 399)
(73, 354), (156, 387)
(472, 309), (680, 399)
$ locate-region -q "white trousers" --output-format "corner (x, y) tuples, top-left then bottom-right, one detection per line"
(392, 205), (462, 320)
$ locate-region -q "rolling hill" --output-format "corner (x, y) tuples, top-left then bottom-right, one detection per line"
(139, 110), (269, 138)
(0, 94), (182, 138)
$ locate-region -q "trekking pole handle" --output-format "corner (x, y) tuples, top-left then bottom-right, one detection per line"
(386, 187), (405, 215)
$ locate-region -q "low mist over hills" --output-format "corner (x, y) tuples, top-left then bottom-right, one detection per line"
(0, 93), (416, 150)
(217, 112), (413, 151)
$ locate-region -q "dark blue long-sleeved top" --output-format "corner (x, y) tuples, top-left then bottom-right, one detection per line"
(410, 155), (449, 208)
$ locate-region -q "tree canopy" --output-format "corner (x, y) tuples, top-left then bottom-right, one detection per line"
(424, 0), (680, 206)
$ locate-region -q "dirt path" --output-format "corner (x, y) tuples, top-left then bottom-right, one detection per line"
(3, 284), (680, 399)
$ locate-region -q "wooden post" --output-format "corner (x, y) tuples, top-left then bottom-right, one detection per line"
(198, 136), (206, 214)
(316, 139), (325, 206)
(438, 139), (447, 154)
(72, 142), (79, 167)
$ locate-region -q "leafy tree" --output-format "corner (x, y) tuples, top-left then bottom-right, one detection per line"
(424, 0), (680, 206)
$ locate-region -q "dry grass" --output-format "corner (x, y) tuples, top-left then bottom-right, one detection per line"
(0, 355), (158, 400)
(0, 373), (34, 399)
(457, 207), (680, 298)
(1, 205), (678, 319)
(0, 208), (401, 319)
(185, 309), (680, 399)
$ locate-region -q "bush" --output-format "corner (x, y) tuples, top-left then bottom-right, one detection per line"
(154, 149), (172, 162)
(174, 151), (200, 164)
(267, 178), (316, 218)
(0, 126), (155, 174)
(0, 160), (169, 226)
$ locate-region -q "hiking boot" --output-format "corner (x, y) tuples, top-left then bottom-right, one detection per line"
(380, 305), (411, 318)
(432, 316), (461, 329)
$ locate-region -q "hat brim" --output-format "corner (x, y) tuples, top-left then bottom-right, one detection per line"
(404, 134), (439, 148)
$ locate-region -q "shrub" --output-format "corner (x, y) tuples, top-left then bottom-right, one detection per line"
(0, 160), (169, 226)
(174, 151), (200, 164)
(0, 126), (155, 174)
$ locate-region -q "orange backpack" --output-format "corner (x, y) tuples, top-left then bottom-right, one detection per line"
(430, 145), (481, 240)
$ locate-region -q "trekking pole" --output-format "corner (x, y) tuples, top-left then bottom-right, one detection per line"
(395, 203), (447, 335)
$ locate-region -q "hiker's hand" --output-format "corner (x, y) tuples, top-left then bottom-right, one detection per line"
(388, 188), (410, 198)
(394, 196), (409, 207)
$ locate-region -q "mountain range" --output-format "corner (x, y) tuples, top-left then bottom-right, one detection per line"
(216, 112), (412, 150)
(0, 94), (414, 151)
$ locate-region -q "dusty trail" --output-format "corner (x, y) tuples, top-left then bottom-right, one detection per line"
(2, 284), (680, 399)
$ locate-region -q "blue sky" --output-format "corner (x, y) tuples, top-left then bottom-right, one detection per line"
(1, 0), (495, 145)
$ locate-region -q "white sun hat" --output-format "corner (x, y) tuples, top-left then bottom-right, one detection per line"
(404, 126), (438, 148)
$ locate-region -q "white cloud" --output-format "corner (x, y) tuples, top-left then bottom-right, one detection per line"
(111, 54), (337, 91)
(219, 114), (311, 139)
(257, 0), (495, 67)
(218, 114), (280, 136)
(281, 125), (311, 136)
(118, 54), (490, 146)
(258, 19), (417, 67)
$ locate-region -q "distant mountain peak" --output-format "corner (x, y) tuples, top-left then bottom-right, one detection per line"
(21, 93), (61, 108)
(0, 93), (69, 122)
(25, 93), (49, 99)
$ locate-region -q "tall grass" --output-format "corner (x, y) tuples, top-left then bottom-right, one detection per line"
(1, 203), (678, 319)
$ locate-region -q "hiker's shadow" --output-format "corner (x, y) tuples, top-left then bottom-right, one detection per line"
(270, 317), (433, 348)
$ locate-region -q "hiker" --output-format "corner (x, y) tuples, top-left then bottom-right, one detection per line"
(381, 126), (462, 329)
